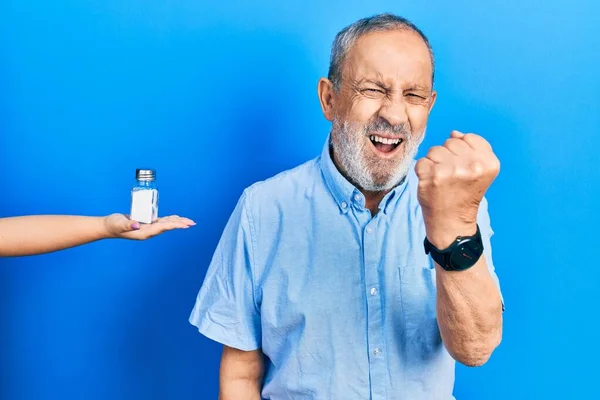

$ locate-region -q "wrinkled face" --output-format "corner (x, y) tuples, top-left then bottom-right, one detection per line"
(321, 29), (436, 192)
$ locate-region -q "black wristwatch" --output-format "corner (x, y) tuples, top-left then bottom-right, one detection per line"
(423, 225), (484, 271)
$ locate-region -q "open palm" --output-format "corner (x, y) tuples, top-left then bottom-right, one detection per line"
(104, 213), (195, 240)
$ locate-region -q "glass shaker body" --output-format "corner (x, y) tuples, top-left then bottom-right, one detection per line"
(130, 169), (158, 224)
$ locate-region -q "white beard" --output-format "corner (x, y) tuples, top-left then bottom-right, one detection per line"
(330, 119), (425, 192)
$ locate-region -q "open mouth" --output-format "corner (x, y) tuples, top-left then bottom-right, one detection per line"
(368, 134), (403, 155)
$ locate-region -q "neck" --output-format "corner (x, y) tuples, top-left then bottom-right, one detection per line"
(362, 190), (389, 216)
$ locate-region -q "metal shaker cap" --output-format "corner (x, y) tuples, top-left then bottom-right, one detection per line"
(136, 168), (156, 181)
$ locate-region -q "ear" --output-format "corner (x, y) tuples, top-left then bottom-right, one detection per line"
(428, 90), (437, 114)
(318, 78), (336, 122)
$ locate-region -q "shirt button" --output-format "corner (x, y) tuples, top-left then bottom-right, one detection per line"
(366, 227), (373, 234)
(341, 201), (348, 209)
(370, 287), (378, 296)
(354, 194), (361, 202)
(373, 348), (382, 356)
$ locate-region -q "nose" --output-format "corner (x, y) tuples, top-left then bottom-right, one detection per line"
(377, 96), (408, 128)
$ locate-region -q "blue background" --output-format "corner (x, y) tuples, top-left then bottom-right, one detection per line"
(1, 1), (598, 399)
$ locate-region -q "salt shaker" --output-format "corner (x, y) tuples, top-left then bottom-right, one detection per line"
(130, 168), (159, 224)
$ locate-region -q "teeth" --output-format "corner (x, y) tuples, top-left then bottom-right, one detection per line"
(369, 135), (402, 145)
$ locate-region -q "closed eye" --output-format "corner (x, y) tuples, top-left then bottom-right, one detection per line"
(363, 88), (385, 94)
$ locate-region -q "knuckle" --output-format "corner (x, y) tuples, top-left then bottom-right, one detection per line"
(464, 133), (484, 147)
(415, 159), (430, 177)
(427, 146), (443, 157)
(452, 163), (464, 177)
(494, 158), (501, 173)
(470, 160), (485, 177)
(490, 155), (501, 171)
(431, 166), (447, 186)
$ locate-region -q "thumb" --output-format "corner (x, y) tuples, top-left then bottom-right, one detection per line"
(115, 217), (140, 233)
(128, 220), (141, 231)
(450, 130), (465, 139)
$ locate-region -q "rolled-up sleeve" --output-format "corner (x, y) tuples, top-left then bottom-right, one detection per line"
(478, 196), (505, 311)
(189, 190), (261, 351)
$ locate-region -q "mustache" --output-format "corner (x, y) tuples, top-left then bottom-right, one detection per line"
(363, 118), (412, 137)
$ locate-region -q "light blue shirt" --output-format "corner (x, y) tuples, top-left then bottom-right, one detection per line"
(190, 138), (503, 400)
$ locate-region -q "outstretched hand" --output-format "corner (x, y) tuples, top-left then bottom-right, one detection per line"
(103, 214), (195, 240)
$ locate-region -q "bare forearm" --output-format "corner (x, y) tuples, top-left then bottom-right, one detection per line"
(435, 255), (503, 366)
(219, 346), (263, 400)
(416, 131), (504, 366)
(0, 215), (110, 257)
(426, 223), (502, 366)
(219, 379), (262, 400)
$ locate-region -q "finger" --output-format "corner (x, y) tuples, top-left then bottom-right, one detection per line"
(425, 145), (454, 164)
(155, 223), (190, 234)
(462, 133), (493, 151)
(157, 215), (195, 225)
(165, 220), (192, 228)
(126, 218), (191, 239)
(443, 137), (472, 157)
(149, 220), (189, 233)
(450, 130), (465, 139)
(157, 215), (182, 222)
(415, 157), (435, 179)
(117, 217), (140, 232)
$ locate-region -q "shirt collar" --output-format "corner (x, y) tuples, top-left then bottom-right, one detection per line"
(319, 135), (410, 215)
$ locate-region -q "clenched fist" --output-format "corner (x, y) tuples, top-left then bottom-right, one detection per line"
(415, 131), (500, 248)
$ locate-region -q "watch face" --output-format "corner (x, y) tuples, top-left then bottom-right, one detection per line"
(450, 238), (483, 270)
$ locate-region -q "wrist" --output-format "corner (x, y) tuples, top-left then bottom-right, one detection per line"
(100, 216), (117, 239)
(425, 220), (477, 249)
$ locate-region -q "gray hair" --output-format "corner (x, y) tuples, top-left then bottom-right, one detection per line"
(327, 13), (435, 91)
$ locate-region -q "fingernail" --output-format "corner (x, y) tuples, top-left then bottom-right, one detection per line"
(132, 222), (140, 230)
